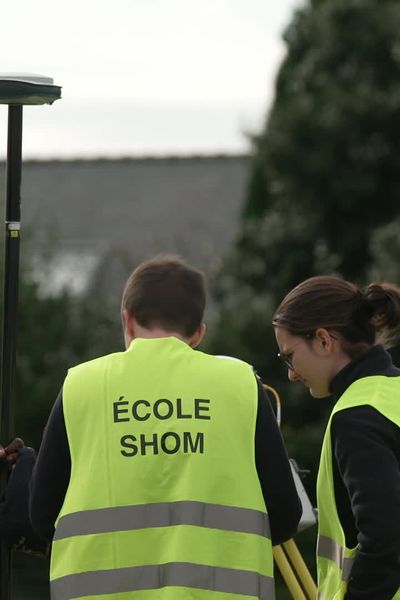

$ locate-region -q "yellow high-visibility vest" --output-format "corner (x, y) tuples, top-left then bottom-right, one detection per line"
(50, 337), (274, 600)
(317, 375), (400, 600)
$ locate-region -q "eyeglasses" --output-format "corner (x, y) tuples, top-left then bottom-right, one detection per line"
(277, 351), (295, 371)
(277, 332), (314, 372)
(277, 331), (338, 371)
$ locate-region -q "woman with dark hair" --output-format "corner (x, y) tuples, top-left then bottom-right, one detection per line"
(273, 276), (400, 600)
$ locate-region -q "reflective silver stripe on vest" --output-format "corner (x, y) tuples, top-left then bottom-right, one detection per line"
(51, 562), (275, 600)
(54, 501), (271, 541)
(317, 535), (355, 582)
(342, 557), (354, 582)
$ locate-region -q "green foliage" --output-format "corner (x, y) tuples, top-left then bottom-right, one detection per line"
(242, 158), (271, 221)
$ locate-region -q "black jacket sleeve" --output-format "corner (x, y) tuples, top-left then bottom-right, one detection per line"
(332, 406), (400, 600)
(254, 379), (302, 545)
(0, 447), (48, 552)
(30, 389), (70, 541)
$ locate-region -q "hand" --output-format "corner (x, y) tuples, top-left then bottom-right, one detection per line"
(0, 438), (24, 466)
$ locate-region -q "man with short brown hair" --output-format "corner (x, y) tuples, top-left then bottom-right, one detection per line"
(31, 254), (300, 600)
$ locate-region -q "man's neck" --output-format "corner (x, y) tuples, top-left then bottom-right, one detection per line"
(134, 328), (186, 341)
(126, 326), (188, 348)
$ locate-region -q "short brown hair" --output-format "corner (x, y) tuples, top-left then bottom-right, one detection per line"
(273, 276), (400, 355)
(121, 255), (206, 337)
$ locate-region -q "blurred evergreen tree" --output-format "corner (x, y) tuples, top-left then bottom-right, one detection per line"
(264, 0), (400, 275)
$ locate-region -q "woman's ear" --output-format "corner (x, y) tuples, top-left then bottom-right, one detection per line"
(314, 328), (335, 354)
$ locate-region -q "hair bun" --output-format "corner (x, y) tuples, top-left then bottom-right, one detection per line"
(364, 283), (400, 330)
(352, 290), (375, 329)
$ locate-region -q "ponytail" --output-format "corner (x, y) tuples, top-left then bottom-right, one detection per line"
(362, 283), (400, 348)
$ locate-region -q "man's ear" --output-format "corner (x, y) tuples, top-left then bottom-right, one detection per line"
(314, 328), (334, 353)
(122, 309), (135, 343)
(188, 323), (206, 348)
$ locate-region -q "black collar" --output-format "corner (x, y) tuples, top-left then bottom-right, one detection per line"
(329, 345), (400, 399)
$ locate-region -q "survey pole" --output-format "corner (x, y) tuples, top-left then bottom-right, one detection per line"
(0, 73), (61, 599)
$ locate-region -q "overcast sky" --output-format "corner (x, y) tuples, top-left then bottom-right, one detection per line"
(0, 0), (303, 158)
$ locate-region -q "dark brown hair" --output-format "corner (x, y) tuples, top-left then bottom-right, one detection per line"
(121, 254), (206, 337)
(273, 276), (400, 356)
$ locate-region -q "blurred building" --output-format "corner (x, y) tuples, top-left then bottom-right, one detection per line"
(0, 155), (249, 298)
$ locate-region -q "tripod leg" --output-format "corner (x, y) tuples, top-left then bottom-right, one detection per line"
(283, 540), (317, 599)
(273, 545), (307, 599)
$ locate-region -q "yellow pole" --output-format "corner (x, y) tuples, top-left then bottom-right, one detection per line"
(283, 540), (317, 599)
(273, 546), (307, 600)
(264, 382), (318, 599)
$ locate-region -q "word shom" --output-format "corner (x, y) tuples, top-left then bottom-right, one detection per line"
(121, 431), (204, 457)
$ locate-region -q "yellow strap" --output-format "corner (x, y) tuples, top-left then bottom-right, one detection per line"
(263, 379), (318, 599)
(262, 383), (282, 427)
